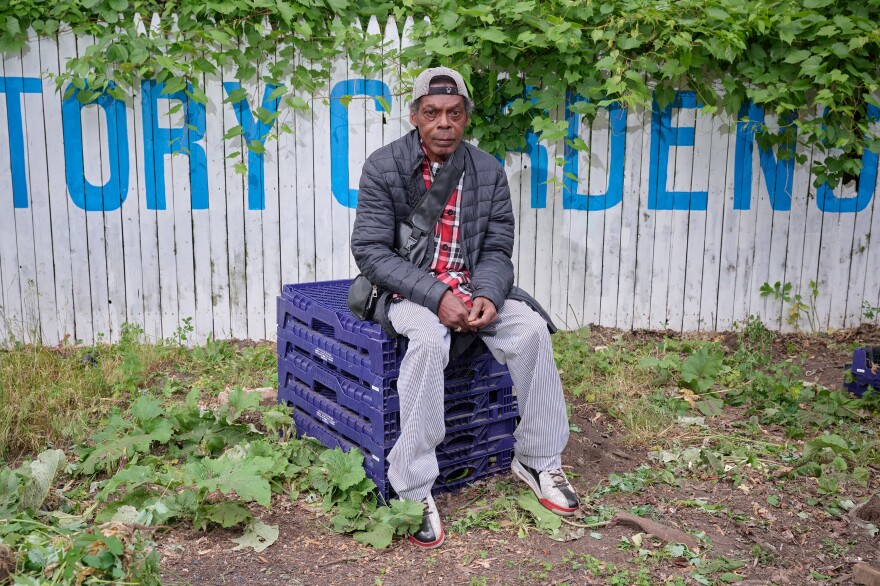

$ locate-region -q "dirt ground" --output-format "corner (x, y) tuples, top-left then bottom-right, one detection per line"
(157, 326), (880, 586)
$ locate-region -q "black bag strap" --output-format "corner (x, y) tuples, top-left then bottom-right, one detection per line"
(397, 144), (466, 259)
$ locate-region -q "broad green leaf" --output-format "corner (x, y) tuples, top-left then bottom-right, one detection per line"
(318, 448), (368, 492)
(704, 7), (729, 20)
(204, 501), (253, 528)
(783, 50), (811, 64)
(231, 520), (279, 552)
(194, 456), (272, 506)
(475, 28), (508, 44)
(354, 523), (394, 549)
(517, 491), (562, 532)
(680, 346), (724, 392)
(18, 449), (66, 512)
(696, 397), (724, 417)
(130, 395), (164, 425)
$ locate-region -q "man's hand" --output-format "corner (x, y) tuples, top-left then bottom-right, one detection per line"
(438, 290), (472, 332)
(468, 296), (497, 330)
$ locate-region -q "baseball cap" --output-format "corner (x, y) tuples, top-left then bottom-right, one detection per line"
(411, 67), (470, 102)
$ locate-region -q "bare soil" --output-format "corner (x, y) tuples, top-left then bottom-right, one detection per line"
(157, 326), (880, 586)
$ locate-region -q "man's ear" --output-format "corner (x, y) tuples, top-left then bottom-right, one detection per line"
(409, 110), (417, 127)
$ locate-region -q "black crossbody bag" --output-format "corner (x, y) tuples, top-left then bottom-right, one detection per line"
(347, 145), (466, 321)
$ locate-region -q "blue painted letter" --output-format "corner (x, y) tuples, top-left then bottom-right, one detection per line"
(647, 91), (707, 210)
(0, 77), (43, 208)
(497, 90), (548, 208)
(330, 79), (391, 208)
(815, 105), (880, 213)
(563, 95), (626, 210)
(62, 83), (130, 211)
(141, 80), (208, 210)
(733, 104), (795, 211)
(223, 82), (281, 211)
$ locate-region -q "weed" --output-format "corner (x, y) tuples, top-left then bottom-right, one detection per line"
(861, 300), (880, 323)
(760, 280), (821, 332)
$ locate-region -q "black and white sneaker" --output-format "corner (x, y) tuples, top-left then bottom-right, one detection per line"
(511, 458), (579, 516)
(408, 495), (444, 549)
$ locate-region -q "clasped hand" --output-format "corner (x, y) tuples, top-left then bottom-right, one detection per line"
(438, 290), (497, 333)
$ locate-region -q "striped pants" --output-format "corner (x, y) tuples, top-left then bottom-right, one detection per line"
(386, 298), (570, 501)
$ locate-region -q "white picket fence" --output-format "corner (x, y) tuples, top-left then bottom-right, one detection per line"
(1, 17), (879, 346)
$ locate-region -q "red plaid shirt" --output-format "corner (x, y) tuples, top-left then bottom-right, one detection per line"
(423, 148), (472, 306)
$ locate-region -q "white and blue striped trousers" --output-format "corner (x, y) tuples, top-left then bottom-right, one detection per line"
(386, 298), (570, 501)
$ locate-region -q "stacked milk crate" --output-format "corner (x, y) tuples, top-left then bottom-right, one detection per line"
(277, 279), (518, 500)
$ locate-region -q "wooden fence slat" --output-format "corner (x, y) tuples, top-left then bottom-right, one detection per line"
(311, 52), (335, 282)
(203, 66), (231, 339)
(845, 128), (880, 326)
(278, 43), (300, 291)
(648, 105), (676, 329)
(732, 111), (760, 327)
(698, 112), (733, 331)
(615, 105), (646, 330)
(565, 104), (589, 328)
(584, 107), (608, 327)
(546, 105), (570, 326)
(37, 32), (76, 344)
(18, 34), (59, 344)
(780, 139), (815, 331)
(0, 52), (22, 344)
(57, 29), (94, 343)
(858, 166), (880, 324)
(5, 45), (41, 343)
(667, 104), (698, 331)
(681, 106), (712, 331)
(294, 54), (317, 283)
(632, 102), (656, 330)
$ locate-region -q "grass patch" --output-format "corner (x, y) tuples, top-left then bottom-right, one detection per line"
(0, 323), (276, 463)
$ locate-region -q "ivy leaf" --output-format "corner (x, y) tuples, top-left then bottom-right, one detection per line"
(475, 28), (508, 44)
(107, 0), (128, 10)
(704, 7), (729, 20)
(224, 87), (248, 105)
(223, 125), (244, 140)
(783, 50), (811, 64)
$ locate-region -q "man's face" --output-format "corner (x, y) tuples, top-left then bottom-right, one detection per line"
(410, 91), (469, 162)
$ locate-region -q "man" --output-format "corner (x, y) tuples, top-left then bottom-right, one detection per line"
(351, 66), (578, 549)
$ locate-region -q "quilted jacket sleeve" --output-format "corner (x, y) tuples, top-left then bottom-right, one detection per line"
(469, 162), (515, 311)
(351, 155), (451, 313)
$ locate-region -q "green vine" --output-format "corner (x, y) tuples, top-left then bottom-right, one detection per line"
(1, 0), (879, 189)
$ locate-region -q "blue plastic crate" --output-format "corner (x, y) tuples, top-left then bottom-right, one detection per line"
(289, 405), (514, 500)
(279, 376), (517, 450)
(278, 351), (515, 419)
(278, 280), (408, 370)
(844, 347), (880, 397)
(277, 324), (511, 396)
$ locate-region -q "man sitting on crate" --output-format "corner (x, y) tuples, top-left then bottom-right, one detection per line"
(351, 66), (578, 548)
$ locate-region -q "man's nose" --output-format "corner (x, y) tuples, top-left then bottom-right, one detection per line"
(437, 112), (453, 127)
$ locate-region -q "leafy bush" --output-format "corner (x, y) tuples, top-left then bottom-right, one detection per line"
(0, 0), (877, 187)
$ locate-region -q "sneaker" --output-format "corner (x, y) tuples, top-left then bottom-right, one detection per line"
(511, 458), (579, 516)
(408, 495), (444, 548)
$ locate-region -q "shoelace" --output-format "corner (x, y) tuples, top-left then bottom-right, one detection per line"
(547, 469), (570, 489)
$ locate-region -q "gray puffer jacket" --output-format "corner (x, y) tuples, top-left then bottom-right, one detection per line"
(351, 129), (556, 333)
